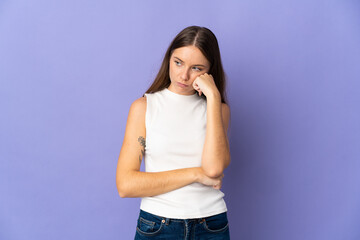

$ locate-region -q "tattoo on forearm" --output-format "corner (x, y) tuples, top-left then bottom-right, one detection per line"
(138, 136), (146, 164)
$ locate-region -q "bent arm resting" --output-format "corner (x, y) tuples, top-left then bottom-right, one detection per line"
(201, 92), (231, 178)
(117, 167), (200, 198)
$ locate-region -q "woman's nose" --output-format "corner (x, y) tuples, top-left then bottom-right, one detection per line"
(180, 69), (190, 81)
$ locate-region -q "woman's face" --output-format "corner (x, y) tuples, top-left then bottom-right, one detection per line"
(168, 45), (210, 95)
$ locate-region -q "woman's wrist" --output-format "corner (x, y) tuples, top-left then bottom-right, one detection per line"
(192, 167), (202, 183)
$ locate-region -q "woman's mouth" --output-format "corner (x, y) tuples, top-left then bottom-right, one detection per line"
(177, 82), (188, 88)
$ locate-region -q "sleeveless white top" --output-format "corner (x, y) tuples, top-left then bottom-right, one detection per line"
(139, 87), (227, 219)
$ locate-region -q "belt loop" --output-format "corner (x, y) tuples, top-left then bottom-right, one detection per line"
(165, 218), (170, 225)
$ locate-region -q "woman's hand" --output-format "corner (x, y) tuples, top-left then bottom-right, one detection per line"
(196, 167), (224, 190)
(192, 73), (220, 98)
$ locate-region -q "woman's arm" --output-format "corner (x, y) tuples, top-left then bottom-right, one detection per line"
(116, 97), (222, 198)
(201, 92), (231, 178)
(119, 167), (200, 198)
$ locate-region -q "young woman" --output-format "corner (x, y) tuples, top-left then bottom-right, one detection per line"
(116, 25), (231, 239)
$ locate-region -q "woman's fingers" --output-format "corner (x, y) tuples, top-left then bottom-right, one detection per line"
(213, 177), (223, 189)
(213, 183), (222, 189)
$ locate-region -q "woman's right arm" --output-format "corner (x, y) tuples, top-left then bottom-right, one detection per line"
(116, 96), (223, 198)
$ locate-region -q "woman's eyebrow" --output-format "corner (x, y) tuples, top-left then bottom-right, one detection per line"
(173, 56), (207, 67)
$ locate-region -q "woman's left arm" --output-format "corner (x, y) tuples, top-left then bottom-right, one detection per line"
(201, 92), (231, 178)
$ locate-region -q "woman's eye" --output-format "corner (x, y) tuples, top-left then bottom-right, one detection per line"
(174, 61), (201, 71)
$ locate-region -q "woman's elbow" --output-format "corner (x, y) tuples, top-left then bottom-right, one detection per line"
(202, 165), (224, 178)
(202, 157), (230, 178)
(118, 188), (127, 198)
(116, 178), (129, 198)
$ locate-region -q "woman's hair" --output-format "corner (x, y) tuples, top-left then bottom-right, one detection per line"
(143, 25), (228, 104)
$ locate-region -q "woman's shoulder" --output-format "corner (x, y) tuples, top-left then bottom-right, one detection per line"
(129, 96), (147, 117)
(133, 95), (147, 104)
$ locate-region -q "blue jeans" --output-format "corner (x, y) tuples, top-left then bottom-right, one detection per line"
(134, 209), (230, 239)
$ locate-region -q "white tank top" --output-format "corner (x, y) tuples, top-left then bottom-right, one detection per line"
(139, 87), (227, 219)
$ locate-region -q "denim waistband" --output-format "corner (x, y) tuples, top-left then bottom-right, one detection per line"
(139, 209), (227, 225)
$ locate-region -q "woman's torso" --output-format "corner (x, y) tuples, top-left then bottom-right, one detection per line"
(139, 88), (227, 219)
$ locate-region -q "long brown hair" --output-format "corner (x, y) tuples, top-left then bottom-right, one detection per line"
(143, 25), (228, 104)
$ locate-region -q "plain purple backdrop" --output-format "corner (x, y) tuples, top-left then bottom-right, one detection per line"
(1, 0), (359, 239)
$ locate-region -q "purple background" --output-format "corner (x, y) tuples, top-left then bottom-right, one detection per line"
(1, 0), (360, 239)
